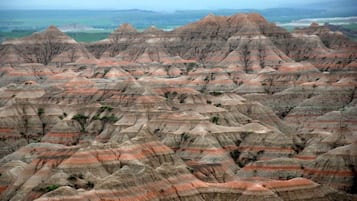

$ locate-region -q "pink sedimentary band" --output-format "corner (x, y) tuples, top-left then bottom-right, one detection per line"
(59, 142), (172, 166)
(304, 168), (354, 176)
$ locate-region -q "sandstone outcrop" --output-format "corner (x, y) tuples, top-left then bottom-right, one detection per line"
(0, 13), (356, 200)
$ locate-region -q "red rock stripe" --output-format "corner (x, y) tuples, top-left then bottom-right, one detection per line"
(172, 147), (230, 154)
(244, 165), (301, 171)
(34, 176), (319, 201)
(264, 178), (315, 189)
(0, 128), (14, 132)
(294, 156), (317, 160)
(304, 168), (354, 176)
(0, 186), (8, 193)
(238, 146), (293, 152)
(45, 133), (79, 137)
(61, 143), (172, 165)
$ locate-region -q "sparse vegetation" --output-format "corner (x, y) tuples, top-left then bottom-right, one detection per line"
(178, 94), (187, 104)
(86, 181), (95, 189)
(210, 91), (223, 96)
(186, 62), (198, 74)
(181, 133), (189, 142)
(261, 78), (274, 94)
(210, 116), (219, 124)
(72, 114), (89, 132)
(59, 112), (68, 120)
(103, 69), (110, 76)
(92, 114), (100, 120)
(100, 105), (113, 113)
(67, 175), (77, 181)
(15, 36), (71, 65)
(214, 103), (222, 107)
(67, 173), (84, 181)
(35, 184), (60, 193)
(187, 167), (194, 173)
(100, 114), (119, 123)
(240, 44), (252, 73)
(37, 108), (45, 116)
(279, 106), (294, 119)
(230, 150), (240, 161)
(258, 44), (266, 68)
(109, 33), (121, 57)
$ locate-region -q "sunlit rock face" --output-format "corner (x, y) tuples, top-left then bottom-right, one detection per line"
(0, 13), (356, 201)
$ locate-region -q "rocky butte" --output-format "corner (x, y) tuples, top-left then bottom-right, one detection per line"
(0, 13), (356, 201)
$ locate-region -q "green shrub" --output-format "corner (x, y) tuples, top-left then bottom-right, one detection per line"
(214, 103), (222, 107)
(92, 114), (100, 120)
(210, 91), (223, 96)
(103, 69), (110, 76)
(35, 184), (60, 193)
(100, 114), (118, 123)
(99, 105), (113, 113)
(72, 114), (89, 132)
(46, 184), (60, 192)
(72, 114), (88, 121)
(86, 181), (95, 189)
(37, 108), (45, 116)
(67, 175), (77, 181)
(67, 173), (84, 181)
(210, 116), (219, 124)
(181, 133), (189, 142)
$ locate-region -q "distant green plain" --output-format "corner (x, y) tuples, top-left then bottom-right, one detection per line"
(2, 24), (356, 43)
(0, 30), (111, 42)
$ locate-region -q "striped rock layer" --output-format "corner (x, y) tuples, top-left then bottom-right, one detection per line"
(0, 12), (356, 201)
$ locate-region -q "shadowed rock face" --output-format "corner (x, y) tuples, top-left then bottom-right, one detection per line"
(0, 13), (356, 201)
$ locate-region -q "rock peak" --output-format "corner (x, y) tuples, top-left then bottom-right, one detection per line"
(201, 14), (226, 24)
(143, 26), (163, 33)
(229, 13), (268, 24)
(311, 22), (320, 27)
(115, 23), (137, 33)
(45, 25), (62, 33)
(246, 13), (268, 23)
(33, 25), (71, 40)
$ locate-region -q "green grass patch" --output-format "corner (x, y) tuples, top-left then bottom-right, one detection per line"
(35, 184), (60, 193)
(0, 30), (36, 41)
(0, 31), (111, 43)
(67, 32), (110, 42)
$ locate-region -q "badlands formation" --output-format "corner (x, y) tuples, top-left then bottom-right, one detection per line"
(0, 13), (356, 201)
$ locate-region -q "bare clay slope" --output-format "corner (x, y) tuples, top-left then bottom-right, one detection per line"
(0, 13), (356, 201)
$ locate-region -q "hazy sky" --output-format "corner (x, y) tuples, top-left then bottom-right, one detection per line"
(0, 0), (333, 10)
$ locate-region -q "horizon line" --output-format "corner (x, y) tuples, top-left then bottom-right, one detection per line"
(0, 7), (322, 12)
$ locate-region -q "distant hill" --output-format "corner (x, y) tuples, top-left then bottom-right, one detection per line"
(325, 23), (357, 40)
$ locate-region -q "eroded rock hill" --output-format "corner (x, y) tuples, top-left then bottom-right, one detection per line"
(0, 13), (356, 201)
